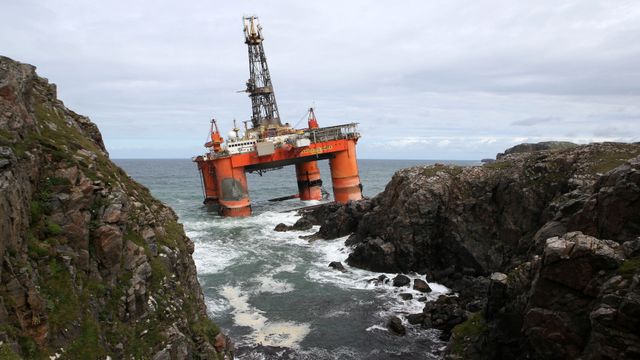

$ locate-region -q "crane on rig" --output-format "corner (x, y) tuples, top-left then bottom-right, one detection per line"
(193, 16), (362, 217)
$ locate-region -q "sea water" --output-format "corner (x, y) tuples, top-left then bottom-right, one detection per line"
(116, 159), (476, 359)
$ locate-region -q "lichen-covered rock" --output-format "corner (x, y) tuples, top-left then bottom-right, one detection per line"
(0, 56), (233, 359)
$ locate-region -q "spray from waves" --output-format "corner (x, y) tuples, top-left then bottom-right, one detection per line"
(221, 286), (311, 348)
(190, 208), (449, 356)
(304, 234), (450, 330)
(253, 264), (297, 294)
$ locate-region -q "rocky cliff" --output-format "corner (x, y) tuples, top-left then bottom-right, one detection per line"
(0, 56), (232, 359)
(303, 142), (640, 358)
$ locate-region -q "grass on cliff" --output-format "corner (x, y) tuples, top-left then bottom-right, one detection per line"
(449, 312), (487, 357)
(590, 146), (640, 174)
(483, 160), (513, 171)
(0, 343), (22, 360)
(420, 164), (464, 178)
(618, 258), (640, 278)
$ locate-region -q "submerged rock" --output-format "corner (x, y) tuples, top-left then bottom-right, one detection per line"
(328, 261), (346, 272)
(274, 223), (289, 232)
(387, 316), (406, 335)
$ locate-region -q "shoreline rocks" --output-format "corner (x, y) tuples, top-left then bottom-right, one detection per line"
(300, 141), (640, 358)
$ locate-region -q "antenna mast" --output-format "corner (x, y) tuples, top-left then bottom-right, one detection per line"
(243, 16), (281, 129)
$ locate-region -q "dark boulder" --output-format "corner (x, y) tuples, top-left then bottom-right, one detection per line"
(399, 293), (413, 301)
(274, 223), (289, 232)
(406, 313), (425, 325)
(328, 261), (346, 272)
(387, 316), (406, 335)
(413, 278), (431, 293)
(392, 274), (410, 287)
(291, 217), (313, 231)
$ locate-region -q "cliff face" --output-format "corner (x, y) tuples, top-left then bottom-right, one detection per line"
(0, 56), (232, 359)
(304, 142), (640, 358)
(319, 143), (639, 277)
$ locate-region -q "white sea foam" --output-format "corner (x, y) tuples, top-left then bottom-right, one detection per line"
(221, 286), (311, 348)
(192, 240), (244, 274)
(206, 297), (230, 317)
(365, 324), (389, 332)
(303, 235), (451, 332)
(253, 275), (294, 294)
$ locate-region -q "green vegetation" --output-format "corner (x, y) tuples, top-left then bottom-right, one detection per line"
(124, 229), (145, 247)
(158, 220), (186, 251)
(590, 146), (640, 174)
(618, 258), (640, 278)
(449, 312), (487, 356)
(17, 336), (40, 359)
(484, 160), (513, 170)
(27, 233), (49, 258)
(421, 164), (464, 178)
(41, 259), (80, 333)
(191, 317), (220, 344)
(45, 221), (62, 236)
(0, 343), (22, 360)
(65, 318), (106, 360)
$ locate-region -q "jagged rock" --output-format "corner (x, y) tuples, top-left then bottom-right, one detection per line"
(298, 139), (640, 358)
(328, 261), (346, 272)
(485, 273), (508, 320)
(399, 293), (413, 300)
(102, 203), (122, 223)
(95, 225), (124, 270)
(423, 295), (468, 341)
(274, 223), (289, 232)
(413, 278), (432, 293)
(622, 238), (640, 257)
(387, 316), (406, 335)
(0, 56), (231, 359)
(291, 217), (313, 231)
(392, 274), (410, 287)
(406, 313), (425, 325)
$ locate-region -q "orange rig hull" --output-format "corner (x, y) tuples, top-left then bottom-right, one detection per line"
(194, 137), (362, 217)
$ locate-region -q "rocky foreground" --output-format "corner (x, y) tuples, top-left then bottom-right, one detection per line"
(302, 142), (640, 359)
(0, 56), (233, 358)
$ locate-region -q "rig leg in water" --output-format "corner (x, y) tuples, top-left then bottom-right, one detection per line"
(295, 160), (323, 201)
(214, 157), (252, 216)
(329, 140), (362, 203)
(198, 160), (219, 206)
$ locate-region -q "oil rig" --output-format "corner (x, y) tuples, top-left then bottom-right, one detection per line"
(193, 16), (362, 216)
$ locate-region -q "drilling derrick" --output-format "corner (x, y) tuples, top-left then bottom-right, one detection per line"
(243, 16), (281, 128)
(193, 16), (363, 217)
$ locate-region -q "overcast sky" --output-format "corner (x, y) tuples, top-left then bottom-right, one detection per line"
(2, 1), (639, 159)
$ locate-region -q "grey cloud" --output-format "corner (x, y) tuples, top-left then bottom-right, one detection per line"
(1, 0), (639, 160)
(511, 117), (560, 126)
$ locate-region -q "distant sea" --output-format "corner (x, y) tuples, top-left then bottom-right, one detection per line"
(116, 159), (478, 359)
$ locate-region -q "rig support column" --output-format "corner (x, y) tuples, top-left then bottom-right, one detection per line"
(329, 140), (362, 203)
(213, 158), (251, 217)
(198, 160), (219, 206)
(295, 161), (322, 201)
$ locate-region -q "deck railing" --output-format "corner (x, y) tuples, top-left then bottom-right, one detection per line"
(308, 123), (360, 143)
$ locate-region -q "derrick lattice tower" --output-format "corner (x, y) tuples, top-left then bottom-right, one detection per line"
(243, 16), (281, 128)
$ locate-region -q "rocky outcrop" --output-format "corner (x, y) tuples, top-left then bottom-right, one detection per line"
(303, 141), (640, 358)
(464, 232), (640, 359)
(0, 56), (232, 359)
(496, 141), (578, 159)
(317, 143), (639, 280)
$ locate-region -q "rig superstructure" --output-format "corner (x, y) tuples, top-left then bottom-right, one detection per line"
(193, 16), (362, 216)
